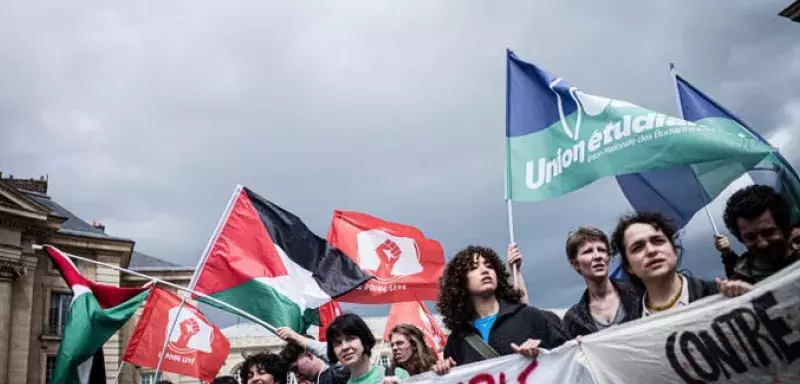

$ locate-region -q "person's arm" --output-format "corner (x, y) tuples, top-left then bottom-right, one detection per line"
(507, 243), (530, 305)
(715, 234), (739, 279)
(275, 327), (330, 362)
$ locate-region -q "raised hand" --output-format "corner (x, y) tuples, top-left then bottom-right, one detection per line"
(176, 318), (200, 348)
(375, 239), (402, 278)
(432, 357), (456, 376)
(507, 243), (523, 268)
(715, 278), (752, 298)
(714, 235), (732, 253)
(511, 338), (541, 359)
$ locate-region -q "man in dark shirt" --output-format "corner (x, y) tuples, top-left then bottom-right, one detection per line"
(722, 185), (799, 284)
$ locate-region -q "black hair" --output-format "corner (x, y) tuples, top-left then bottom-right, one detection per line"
(211, 376), (239, 384)
(279, 340), (308, 365)
(325, 313), (376, 364)
(723, 185), (791, 241)
(611, 211), (682, 287)
(240, 353), (288, 384)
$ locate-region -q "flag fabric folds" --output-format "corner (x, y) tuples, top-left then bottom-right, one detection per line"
(505, 50), (774, 202)
(43, 245), (151, 384)
(123, 287), (230, 382)
(317, 300), (343, 342)
(329, 210), (446, 304)
(383, 300), (447, 353)
(616, 68), (800, 228)
(192, 185), (372, 332)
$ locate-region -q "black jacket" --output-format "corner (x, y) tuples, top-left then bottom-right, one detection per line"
(626, 275), (718, 320)
(317, 363), (349, 384)
(443, 300), (569, 365)
(562, 279), (642, 338)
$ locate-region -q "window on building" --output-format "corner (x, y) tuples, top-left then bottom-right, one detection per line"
(139, 372), (157, 384)
(49, 292), (73, 336)
(45, 356), (57, 384)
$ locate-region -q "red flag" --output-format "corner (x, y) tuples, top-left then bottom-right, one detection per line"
(317, 300), (343, 341)
(122, 287), (230, 382)
(383, 301), (446, 352)
(328, 210), (445, 304)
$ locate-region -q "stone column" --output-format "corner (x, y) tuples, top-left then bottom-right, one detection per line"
(8, 254), (37, 384)
(0, 260), (24, 383)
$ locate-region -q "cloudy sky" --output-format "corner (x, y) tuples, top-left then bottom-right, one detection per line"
(2, 1), (798, 327)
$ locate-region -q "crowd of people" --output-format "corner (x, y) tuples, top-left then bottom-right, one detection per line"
(195, 184), (799, 384)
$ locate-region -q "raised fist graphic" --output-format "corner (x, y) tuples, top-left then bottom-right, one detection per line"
(374, 239), (401, 279)
(176, 318), (200, 348)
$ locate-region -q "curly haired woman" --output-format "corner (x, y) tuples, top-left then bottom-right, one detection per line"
(387, 324), (438, 376)
(433, 245), (568, 375)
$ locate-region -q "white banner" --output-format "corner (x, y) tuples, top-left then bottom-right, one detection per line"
(410, 262), (800, 383)
(406, 341), (593, 383)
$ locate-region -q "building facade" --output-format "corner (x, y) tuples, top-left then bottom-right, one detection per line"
(0, 173), (194, 384)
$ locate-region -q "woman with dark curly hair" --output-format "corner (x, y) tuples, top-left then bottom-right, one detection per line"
(433, 245), (568, 375)
(388, 324), (437, 376)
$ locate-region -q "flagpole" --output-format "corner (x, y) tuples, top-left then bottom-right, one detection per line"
(111, 361), (125, 384)
(152, 185), (244, 380)
(669, 63), (720, 235)
(506, 46), (520, 288)
(32, 245), (278, 333)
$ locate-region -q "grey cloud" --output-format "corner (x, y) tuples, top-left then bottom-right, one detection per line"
(1, 0), (798, 327)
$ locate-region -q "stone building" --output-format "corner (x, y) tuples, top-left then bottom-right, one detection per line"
(0, 173), (193, 384)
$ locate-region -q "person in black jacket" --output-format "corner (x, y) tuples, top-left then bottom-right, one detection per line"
(611, 211), (752, 320)
(561, 227), (641, 338)
(280, 340), (349, 384)
(433, 245), (568, 375)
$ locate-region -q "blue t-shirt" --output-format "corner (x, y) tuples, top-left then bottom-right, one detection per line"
(472, 312), (498, 342)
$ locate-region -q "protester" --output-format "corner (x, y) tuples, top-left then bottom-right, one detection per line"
(560, 227), (641, 337)
(240, 352), (288, 384)
(387, 324), (437, 376)
(433, 245), (568, 375)
(280, 338), (349, 384)
(722, 185), (800, 284)
(212, 376), (239, 384)
(611, 211), (752, 319)
(326, 313), (409, 384)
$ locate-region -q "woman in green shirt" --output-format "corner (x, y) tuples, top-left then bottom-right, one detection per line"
(326, 313), (410, 384)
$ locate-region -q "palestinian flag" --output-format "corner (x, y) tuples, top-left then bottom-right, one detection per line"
(193, 185), (372, 332)
(43, 245), (151, 384)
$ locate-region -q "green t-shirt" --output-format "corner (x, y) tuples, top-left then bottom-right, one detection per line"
(348, 366), (410, 384)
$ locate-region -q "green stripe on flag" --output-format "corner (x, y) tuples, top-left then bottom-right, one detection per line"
(506, 106), (773, 202)
(53, 289), (149, 384)
(201, 279), (318, 333)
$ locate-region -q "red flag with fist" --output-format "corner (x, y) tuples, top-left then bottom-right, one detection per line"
(122, 287), (230, 382)
(327, 210), (445, 304)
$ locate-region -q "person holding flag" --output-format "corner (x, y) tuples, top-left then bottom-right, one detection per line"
(433, 245), (568, 375)
(722, 185), (800, 284)
(279, 335), (350, 384)
(387, 324), (438, 376)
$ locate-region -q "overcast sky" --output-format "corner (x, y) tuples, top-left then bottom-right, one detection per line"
(2, 1), (798, 328)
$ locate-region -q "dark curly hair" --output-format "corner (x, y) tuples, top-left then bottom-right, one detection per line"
(211, 376), (239, 384)
(723, 185), (791, 241)
(611, 211), (681, 287)
(325, 313), (376, 364)
(240, 352), (288, 384)
(436, 245), (522, 332)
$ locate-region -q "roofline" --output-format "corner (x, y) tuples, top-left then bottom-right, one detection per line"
(130, 266), (194, 272)
(57, 228), (134, 242)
